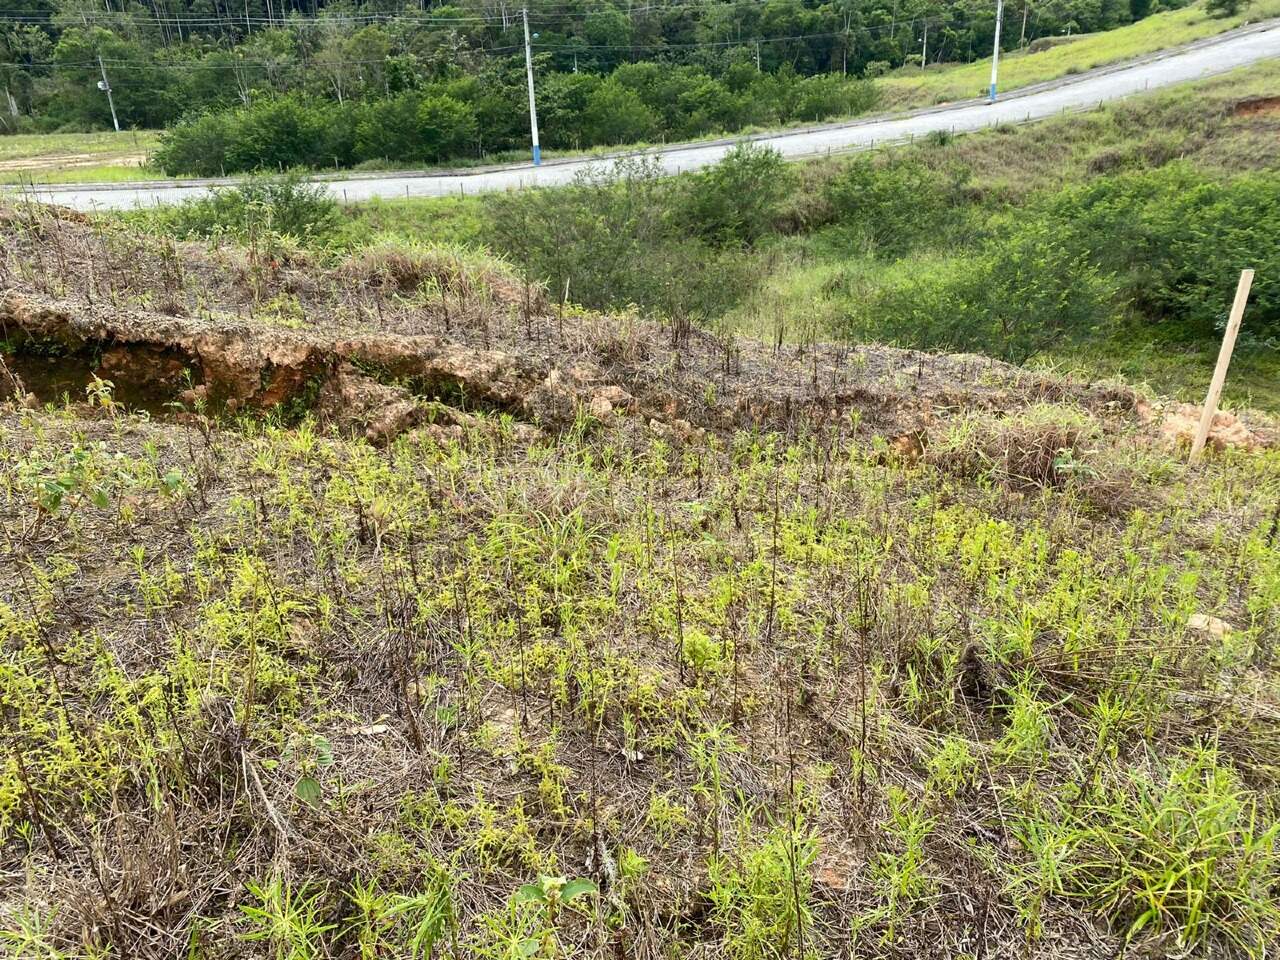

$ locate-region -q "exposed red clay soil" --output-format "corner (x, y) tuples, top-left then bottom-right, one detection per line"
(1231, 94), (1280, 117)
(2, 202), (1275, 456)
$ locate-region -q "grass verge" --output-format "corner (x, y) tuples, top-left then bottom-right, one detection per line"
(878, 0), (1280, 109)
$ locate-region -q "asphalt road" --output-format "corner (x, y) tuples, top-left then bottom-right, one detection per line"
(14, 20), (1280, 212)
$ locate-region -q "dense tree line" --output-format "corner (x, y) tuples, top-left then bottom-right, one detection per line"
(3, 0), (1189, 168)
(151, 66), (878, 174)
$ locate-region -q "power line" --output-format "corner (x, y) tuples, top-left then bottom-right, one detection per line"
(0, 0), (996, 28)
(0, 7), (975, 41)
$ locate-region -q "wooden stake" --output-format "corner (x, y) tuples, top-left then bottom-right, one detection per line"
(1190, 269), (1254, 463)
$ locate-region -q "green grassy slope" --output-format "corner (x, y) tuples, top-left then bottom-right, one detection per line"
(728, 59), (1280, 409)
(0, 130), (160, 185)
(314, 59), (1280, 408)
(878, 0), (1280, 109)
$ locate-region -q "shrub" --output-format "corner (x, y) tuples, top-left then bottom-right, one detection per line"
(789, 75), (879, 122)
(670, 75), (743, 138)
(156, 96), (355, 176)
(153, 111), (234, 177)
(682, 143), (793, 247)
(350, 92), (478, 165)
(418, 95), (478, 163)
(581, 79), (660, 146)
(1037, 166), (1280, 342)
(857, 220), (1119, 363)
(354, 94), (425, 164)
(140, 171), (340, 241)
(222, 96), (351, 174)
(824, 154), (971, 255)
(486, 156), (756, 320)
(538, 72), (602, 150)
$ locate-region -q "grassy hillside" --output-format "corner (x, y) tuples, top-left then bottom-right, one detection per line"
(878, 0), (1280, 108)
(298, 59), (1280, 411)
(3, 200), (1280, 959)
(0, 131), (160, 185)
(729, 59), (1280, 409)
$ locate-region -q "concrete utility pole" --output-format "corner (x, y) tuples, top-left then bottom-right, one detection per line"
(921, 22), (928, 69)
(522, 7), (541, 166)
(97, 55), (120, 132)
(989, 0), (1005, 101)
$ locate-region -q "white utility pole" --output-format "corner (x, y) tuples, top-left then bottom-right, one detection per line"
(522, 7), (541, 166)
(97, 55), (120, 132)
(988, 0), (1004, 102)
(921, 22), (928, 69)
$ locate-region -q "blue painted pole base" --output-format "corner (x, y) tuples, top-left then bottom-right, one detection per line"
(988, 83), (997, 102)
(532, 145), (542, 166)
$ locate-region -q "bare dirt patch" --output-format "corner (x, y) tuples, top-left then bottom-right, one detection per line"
(1230, 94), (1280, 117)
(0, 151), (147, 172)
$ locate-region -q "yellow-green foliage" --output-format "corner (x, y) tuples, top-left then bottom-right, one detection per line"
(2, 388), (1279, 956)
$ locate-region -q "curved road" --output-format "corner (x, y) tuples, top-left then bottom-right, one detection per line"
(14, 19), (1280, 211)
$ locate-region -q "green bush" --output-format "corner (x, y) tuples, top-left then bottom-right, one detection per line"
(353, 94), (425, 165)
(824, 154), (972, 256)
(153, 57), (884, 178)
(486, 156), (756, 321)
(223, 96), (352, 174)
(582, 79), (660, 146)
(418, 95), (479, 163)
(789, 75), (878, 122)
(352, 93), (478, 165)
(137, 171), (340, 242)
(152, 111), (234, 177)
(858, 219), (1119, 363)
(1036, 166), (1280, 342)
(156, 96), (354, 176)
(681, 143), (793, 247)
(538, 72), (602, 150)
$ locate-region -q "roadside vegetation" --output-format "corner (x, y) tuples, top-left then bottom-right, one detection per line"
(3, 0), (1269, 179)
(879, 0), (1280, 108)
(150, 69), (879, 177)
(130, 58), (1280, 408)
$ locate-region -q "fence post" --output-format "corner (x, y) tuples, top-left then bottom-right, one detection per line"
(1190, 269), (1255, 463)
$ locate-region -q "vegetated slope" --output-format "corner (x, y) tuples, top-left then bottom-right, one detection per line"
(720, 59), (1280, 408)
(329, 59), (1280, 409)
(7, 0), (1258, 182)
(876, 0), (1280, 109)
(2, 204), (1280, 959)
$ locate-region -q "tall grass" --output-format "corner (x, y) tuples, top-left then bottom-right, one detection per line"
(879, 0), (1280, 109)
